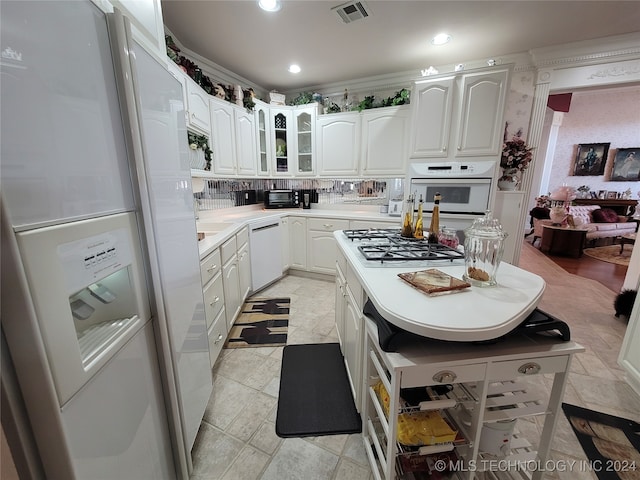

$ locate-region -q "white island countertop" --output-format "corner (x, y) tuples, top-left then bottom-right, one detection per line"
(335, 231), (546, 342)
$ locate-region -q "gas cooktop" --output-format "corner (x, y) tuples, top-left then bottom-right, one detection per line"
(343, 229), (464, 264)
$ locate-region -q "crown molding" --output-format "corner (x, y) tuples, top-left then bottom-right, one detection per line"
(530, 32), (640, 68)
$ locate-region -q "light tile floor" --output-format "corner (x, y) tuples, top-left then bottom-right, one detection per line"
(190, 242), (640, 480)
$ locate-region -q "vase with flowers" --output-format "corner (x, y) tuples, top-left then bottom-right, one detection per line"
(498, 136), (534, 191)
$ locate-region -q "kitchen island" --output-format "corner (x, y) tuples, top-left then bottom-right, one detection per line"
(333, 230), (584, 480)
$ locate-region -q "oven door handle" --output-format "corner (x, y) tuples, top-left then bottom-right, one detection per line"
(411, 178), (491, 185)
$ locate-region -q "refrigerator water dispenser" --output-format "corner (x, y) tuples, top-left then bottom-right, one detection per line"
(16, 212), (151, 406)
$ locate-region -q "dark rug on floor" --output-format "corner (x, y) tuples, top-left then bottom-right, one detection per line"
(562, 403), (640, 480)
(225, 297), (289, 348)
(275, 343), (362, 438)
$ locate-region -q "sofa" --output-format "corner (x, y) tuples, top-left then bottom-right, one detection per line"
(531, 205), (637, 246)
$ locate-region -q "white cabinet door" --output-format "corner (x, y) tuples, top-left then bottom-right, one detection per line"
(254, 100), (271, 175)
(210, 97), (236, 176)
(294, 105), (316, 175)
(344, 289), (362, 410)
(112, 0), (165, 61)
(280, 216), (290, 272)
(316, 113), (360, 176)
(335, 266), (346, 349)
(410, 76), (455, 158)
(307, 218), (350, 275)
(361, 106), (410, 176)
(166, 62), (188, 127)
(454, 69), (508, 157)
(235, 108), (257, 176)
(271, 108), (294, 175)
(185, 76), (211, 136)
(288, 216), (307, 269)
(238, 242), (251, 302)
(222, 256), (241, 328)
(493, 191), (525, 265)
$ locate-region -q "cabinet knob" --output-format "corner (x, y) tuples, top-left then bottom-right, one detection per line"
(518, 362), (541, 375)
(214, 333), (223, 344)
(442, 146), (447, 152)
(324, 224), (333, 229)
(433, 370), (457, 383)
(209, 296), (220, 306)
(207, 265), (218, 272)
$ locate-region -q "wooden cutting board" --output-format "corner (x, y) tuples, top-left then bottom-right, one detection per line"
(398, 269), (471, 296)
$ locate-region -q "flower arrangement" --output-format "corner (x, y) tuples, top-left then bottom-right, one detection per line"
(501, 136), (534, 172)
(577, 185), (590, 193)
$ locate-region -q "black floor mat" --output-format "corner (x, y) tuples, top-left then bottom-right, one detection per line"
(275, 343), (362, 438)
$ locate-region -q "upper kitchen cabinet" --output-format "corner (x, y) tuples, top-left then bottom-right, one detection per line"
(316, 112), (361, 176)
(294, 105), (316, 175)
(410, 67), (509, 160)
(361, 105), (410, 176)
(454, 68), (509, 157)
(234, 108), (257, 176)
(108, 0), (166, 61)
(210, 96), (236, 176)
(254, 100), (271, 176)
(409, 76), (455, 158)
(185, 75), (212, 136)
(271, 108), (293, 175)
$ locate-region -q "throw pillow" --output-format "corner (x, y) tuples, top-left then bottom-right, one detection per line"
(592, 208), (619, 223)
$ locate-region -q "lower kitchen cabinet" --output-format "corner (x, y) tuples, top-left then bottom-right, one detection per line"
(238, 241), (251, 301)
(200, 247), (226, 367)
(221, 227), (251, 329)
(307, 217), (350, 275)
(288, 216), (307, 270)
(221, 235), (241, 329)
(335, 250), (365, 412)
(280, 216), (290, 272)
(207, 307), (227, 367)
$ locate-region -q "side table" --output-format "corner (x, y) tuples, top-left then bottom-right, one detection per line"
(619, 233), (636, 254)
(540, 225), (588, 258)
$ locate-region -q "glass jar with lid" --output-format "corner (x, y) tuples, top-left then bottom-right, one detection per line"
(462, 211), (508, 287)
(438, 227), (459, 249)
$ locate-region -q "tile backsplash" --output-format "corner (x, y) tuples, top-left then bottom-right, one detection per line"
(193, 177), (405, 210)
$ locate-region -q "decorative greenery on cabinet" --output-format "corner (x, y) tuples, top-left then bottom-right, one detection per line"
(188, 131), (212, 171)
(166, 35), (255, 112)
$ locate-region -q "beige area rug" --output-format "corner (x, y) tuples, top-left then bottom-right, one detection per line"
(583, 245), (632, 266)
(225, 297), (289, 349)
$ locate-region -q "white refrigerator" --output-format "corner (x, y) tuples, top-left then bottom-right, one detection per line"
(0, 2), (211, 478)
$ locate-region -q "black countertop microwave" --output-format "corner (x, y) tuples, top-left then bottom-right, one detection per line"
(264, 190), (300, 209)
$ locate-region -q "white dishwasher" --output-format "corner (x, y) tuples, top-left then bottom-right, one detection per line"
(249, 217), (283, 292)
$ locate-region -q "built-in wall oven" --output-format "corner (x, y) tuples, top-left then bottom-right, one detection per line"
(408, 161), (497, 229)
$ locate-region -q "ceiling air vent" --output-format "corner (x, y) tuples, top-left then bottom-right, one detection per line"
(332, 1), (371, 24)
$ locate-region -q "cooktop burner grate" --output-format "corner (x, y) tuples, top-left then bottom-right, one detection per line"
(344, 229), (464, 263)
(343, 228), (401, 240)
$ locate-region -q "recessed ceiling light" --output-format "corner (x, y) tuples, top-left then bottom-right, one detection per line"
(258, 0), (281, 12)
(288, 64), (301, 74)
(431, 33), (452, 46)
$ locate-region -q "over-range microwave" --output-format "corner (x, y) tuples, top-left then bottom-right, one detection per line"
(264, 190), (300, 209)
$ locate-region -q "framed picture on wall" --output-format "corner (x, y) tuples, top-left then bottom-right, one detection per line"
(573, 143), (610, 176)
(610, 148), (640, 181)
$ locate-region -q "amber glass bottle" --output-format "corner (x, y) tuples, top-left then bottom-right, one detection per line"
(413, 195), (424, 239)
(401, 194), (414, 238)
(427, 192), (441, 243)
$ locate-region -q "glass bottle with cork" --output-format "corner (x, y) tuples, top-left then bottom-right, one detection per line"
(413, 194), (424, 239)
(427, 192), (441, 243)
(401, 193), (415, 238)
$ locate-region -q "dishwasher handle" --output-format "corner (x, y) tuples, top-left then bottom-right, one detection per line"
(251, 222), (280, 233)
